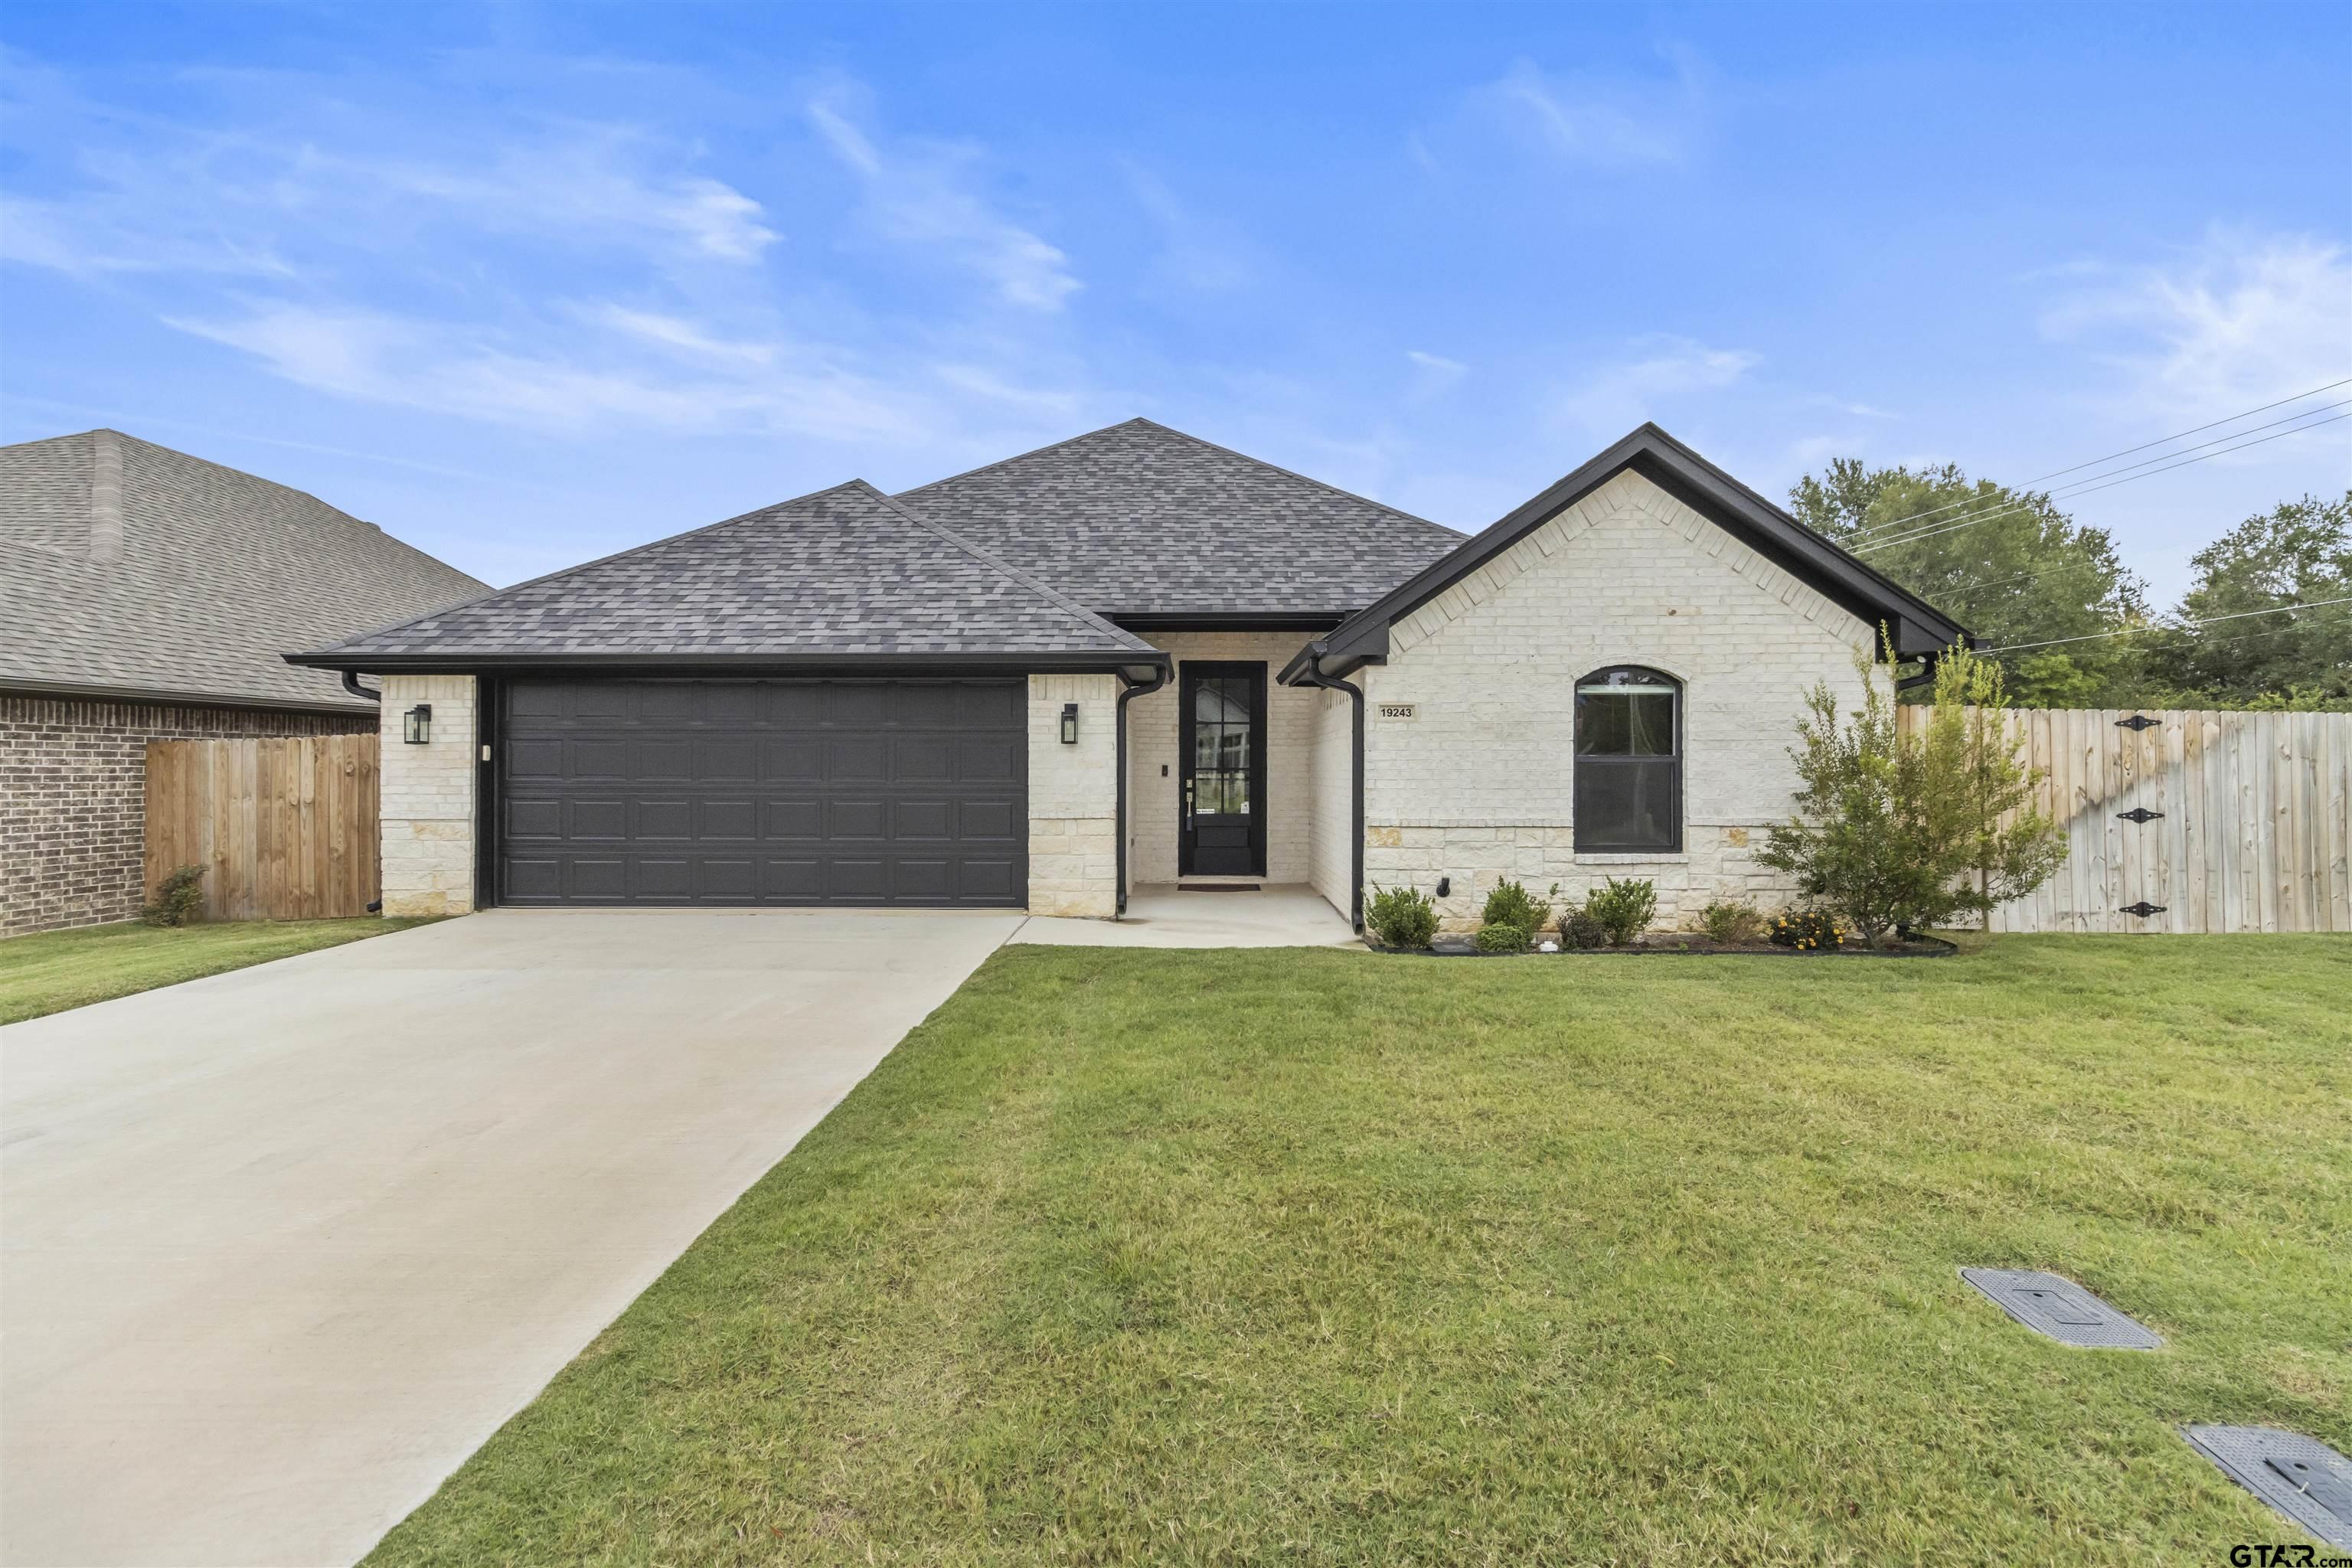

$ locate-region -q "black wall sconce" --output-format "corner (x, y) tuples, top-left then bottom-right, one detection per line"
(1060, 701), (1080, 744)
(403, 704), (433, 745)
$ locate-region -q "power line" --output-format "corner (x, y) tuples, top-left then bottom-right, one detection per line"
(1988, 594), (2352, 653)
(1855, 410), (2352, 555)
(1849, 397), (2352, 548)
(1843, 376), (2352, 541)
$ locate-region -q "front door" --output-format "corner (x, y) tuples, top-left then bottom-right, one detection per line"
(1178, 662), (1266, 877)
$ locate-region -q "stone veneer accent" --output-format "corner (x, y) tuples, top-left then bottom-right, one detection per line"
(377, 674), (479, 917)
(1125, 630), (1323, 890)
(1, 693), (374, 936)
(1357, 469), (1873, 933)
(1027, 672), (1120, 916)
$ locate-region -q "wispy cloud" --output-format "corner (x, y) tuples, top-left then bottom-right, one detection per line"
(1551, 335), (1757, 434)
(1431, 52), (1708, 174)
(1406, 349), (1468, 398)
(1125, 163), (1252, 292)
(807, 89), (1080, 310)
(2042, 230), (2352, 436)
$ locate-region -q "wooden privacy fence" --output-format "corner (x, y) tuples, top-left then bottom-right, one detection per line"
(145, 735), (381, 920)
(1896, 707), (2352, 934)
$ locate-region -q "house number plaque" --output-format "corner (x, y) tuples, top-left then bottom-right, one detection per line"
(1377, 703), (1417, 720)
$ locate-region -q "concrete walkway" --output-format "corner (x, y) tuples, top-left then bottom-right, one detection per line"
(1014, 884), (1360, 949)
(0, 909), (1021, 1568)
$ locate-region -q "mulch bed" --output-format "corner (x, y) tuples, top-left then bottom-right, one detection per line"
(1365, 932), (1959, 959)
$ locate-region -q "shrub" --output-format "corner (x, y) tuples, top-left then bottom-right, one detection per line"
(1759, 635), (2066, 943)
(1480, 879), (1554, 935)
(141, 864), (207, 927)
(1583, 877), (1658, 946)
(1475, 920), (1532, 953)
(1558, 906), (1609, 949)
(1364, 883), (1439, 949)
(1700, 900), (1763, 944)
(1768, 910), (1844, 951)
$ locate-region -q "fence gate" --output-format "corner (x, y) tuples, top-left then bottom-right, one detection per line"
(1896, 707), (2351, 934)
(144, 735), (381, 920)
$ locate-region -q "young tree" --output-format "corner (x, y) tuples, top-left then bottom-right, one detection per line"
(1759, 634), (2066, 942)
(1788, 459), (2151, 707)
(1919, 642), (2069, 929)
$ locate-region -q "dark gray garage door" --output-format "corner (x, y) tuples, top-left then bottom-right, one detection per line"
(498, 677), (1027, 906)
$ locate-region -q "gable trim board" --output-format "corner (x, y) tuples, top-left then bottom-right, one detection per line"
(1280, 423), (1971, 687)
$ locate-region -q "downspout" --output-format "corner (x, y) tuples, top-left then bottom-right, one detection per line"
(1114, 665), (1169, 916)
(341, 671), (381, 702)
(1292, 642), (1366, 932)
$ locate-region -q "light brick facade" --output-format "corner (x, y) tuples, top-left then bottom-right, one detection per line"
(1352, 469), (1873, 932)
(1124, 631), (1323, 890)
(1027, 672), (1121, 916)
(377, 674), (479, 917)
(1, 694), (373, 936)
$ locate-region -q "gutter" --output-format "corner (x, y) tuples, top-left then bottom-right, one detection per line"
(341, 671), (381, 702)
(1113, 664), (1170, 916)
(1288, 641), (1366, 932)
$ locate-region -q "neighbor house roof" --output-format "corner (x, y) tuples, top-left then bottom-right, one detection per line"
(289, 481), (1165, 671)
(1283, 423), (1976, 683)
(894, 418), (1465, 622)
(0, 429), (490, 712)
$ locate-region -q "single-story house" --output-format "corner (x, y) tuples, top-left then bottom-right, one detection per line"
(286, 420), (1968, 930)
(1, 429), (488, 935)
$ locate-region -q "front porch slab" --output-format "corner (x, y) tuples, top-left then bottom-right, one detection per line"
(1013, 884), (1359, 949)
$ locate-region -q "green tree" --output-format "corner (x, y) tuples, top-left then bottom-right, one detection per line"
(1788, 459), (2150, 706)
(2139, 491), (2351, 710)
(1921, 642), (2069, 929)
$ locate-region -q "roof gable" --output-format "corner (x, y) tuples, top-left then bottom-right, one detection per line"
(1, 430), (488, 710)
(895, 418), (1465, 619)
(294, 481), (1161, 667)
(1288, 423), (1971, 680)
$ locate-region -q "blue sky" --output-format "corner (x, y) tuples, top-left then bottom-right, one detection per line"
(3, 2), (2347, 602)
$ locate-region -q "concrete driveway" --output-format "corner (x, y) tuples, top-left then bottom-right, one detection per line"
(1, 909), (1021, 1568)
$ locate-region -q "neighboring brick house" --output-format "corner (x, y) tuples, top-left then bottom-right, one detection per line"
(2, 430), (488, 935)
(287, 420), (1970, 929)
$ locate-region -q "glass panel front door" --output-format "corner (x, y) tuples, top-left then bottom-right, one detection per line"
(1179, 663), (1266, 876)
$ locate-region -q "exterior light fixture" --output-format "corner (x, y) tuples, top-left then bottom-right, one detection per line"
(1060, 702), (1080, 744)
(403, 704), (433, 745)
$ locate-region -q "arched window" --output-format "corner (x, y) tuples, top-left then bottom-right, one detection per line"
(1574, 666), (1681, 853)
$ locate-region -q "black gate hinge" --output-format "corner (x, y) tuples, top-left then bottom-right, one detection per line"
(2118, 902), (2167, 918)
(2115, 714), (2161, 731)
(2116, 807), (2164, 824)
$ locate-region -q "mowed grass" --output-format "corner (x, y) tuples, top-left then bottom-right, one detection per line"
(371, 937), (2351, 1566)
(0, 917), (429, 1024)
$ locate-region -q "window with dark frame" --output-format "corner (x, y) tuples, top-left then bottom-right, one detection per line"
(1573, 666), (1681, 853)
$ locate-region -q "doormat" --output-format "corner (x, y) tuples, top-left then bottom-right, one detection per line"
(1178, 884), (1261, 892)
(1959, 1269), (2162, 1349)
(2182, 1426), (2352, 1550)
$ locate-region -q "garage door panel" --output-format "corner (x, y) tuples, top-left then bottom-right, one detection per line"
(893, 735), (956, 782)
(828, 737), (887, 783)
(571, 739), (630, 779)
(761, 737), (825, 784)
(697, 737), (758, 782)
(501, 678), (1027, 906)
(697, 799), (757, 840)
(632, 799), (694, 841)
(567, 798), (629, 840)
(959, 737), (1021, 784)
(959, 799), (1020, 841)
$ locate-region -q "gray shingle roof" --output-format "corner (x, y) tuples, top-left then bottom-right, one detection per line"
(894, 418), (1465, 617)
(1, 430), (489, 711)
(300, 481), (1158, 662)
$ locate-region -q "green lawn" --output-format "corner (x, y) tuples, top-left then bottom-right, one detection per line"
(0, 916), (430, 1024)
(371, 936), (2350, 1566)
